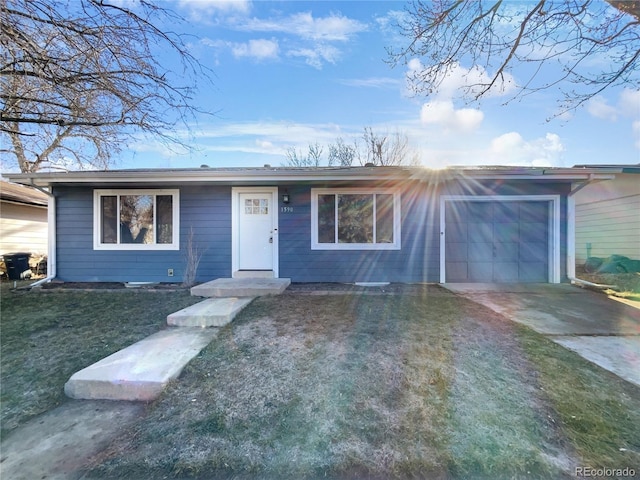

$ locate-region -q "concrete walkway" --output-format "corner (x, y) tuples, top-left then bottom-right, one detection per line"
(64, 277), (291, 401)
(65, 328), (218, 401)
(442, 283), (640, 387)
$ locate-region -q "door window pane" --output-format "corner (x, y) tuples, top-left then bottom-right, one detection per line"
(244, 198), (269, 214)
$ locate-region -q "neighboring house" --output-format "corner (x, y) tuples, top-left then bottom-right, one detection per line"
(5, 165), (631, 284)
(572, 164), (640, 266)
(0, 180), (49, 255)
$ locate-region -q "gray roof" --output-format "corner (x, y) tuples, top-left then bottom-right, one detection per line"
(3, 164), (630, 187)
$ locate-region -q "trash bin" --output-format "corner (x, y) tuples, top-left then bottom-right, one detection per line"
(3, 252), (31, 280)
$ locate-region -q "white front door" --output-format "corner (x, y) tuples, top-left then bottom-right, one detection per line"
(233, 188), (278, 275)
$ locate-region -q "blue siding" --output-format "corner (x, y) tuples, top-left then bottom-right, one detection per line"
(53, 185), (231, 282)
(52, 179), (571, 284)
(278, 182), (439, 283)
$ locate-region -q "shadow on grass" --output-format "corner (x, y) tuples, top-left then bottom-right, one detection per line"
(83, 289), (638, 480)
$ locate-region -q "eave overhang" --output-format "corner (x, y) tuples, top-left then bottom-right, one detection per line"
(3, 165), (625, 188)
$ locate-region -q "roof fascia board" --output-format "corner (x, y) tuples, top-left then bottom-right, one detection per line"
(5, 171), (412, 187)
(5, 169), (617, 187)
(460, 174), (616, 180)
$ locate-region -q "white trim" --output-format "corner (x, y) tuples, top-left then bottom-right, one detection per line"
(440, 195), (561, 283)
(93, 189), (180, 250)
(231, 187), (279, 278)
(6, 169), (619, 188)
(310, 187), (401, 250)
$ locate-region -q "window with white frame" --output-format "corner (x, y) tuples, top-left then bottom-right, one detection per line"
(93, 189), (180, 250)
(311, 188), (401, 250)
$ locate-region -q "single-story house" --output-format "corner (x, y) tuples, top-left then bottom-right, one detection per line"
(572, 164), (640, 266)
(5, 165), (630, 285)
(0, 180), (49, 256)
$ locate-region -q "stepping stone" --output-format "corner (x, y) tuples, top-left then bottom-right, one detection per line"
(191, 277), (291, 298)
(64, 328), (217, 401)
(167, 297), (254, 327)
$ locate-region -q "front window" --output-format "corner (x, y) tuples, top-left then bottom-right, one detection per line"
(94, 189), (179, 250)
(311, 188), (401, 250)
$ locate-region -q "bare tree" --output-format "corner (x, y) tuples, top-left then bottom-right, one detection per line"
(1, 0), (213, 172)
(388, 1), (640, 114)
(328, 137), (356, 166)
(358, 127), (420, 166)
(283, 142), (323, 167)
(284, 129), (420, 167)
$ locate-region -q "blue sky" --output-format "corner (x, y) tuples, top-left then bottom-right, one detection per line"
(118, 0), (640, 170)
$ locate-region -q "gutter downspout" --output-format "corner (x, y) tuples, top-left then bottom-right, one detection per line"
(566, 174), (618, 290)
(28, 186), (56, 288)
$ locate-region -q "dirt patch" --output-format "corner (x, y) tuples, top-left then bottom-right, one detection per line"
(0, 400), (145, 480)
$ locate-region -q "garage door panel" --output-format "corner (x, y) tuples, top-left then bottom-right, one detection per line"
(446, 242), (468, 261)
(520, 222), (547, 243)
(468, 223), (493, 242)
(520, 203), (547, 222)
(493, 262), (519, 282)
(445, 203), (468, 223)
(494, 222), (519, 242)
(468, 241), (493, 261)
(494, 242), (518, 261)
(494, 203), (520, 223)
(520, 241), (548, 263)
(447, 262), (468, 282)
(468, 262), (492, 281)
(446, 222), (468, 240)
(519, 262), (547, 282)
(468, 202), (494, 222)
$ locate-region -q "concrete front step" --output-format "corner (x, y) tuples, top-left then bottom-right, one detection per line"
(191, 277), (291, 298)
(64, 328), (218, 401)
(167, 297), (254, 327)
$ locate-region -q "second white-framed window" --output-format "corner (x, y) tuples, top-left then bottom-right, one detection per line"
(311, 188), (401, 250)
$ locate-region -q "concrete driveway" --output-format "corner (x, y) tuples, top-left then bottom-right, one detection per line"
(442, 283), (640, 387)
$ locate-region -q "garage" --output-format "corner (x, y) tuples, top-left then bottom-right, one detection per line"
(442, 197), (559, 283)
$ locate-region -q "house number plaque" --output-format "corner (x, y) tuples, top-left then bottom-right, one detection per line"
(280, 206), (294, 213)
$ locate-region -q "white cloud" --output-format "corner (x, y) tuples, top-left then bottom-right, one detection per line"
(420, 100), (484, 132)
(288, 44), (341, 69)
(339, 77), (400, 89)
(587, 89), (640, 121)
(229, 11), (366, 69)
(201, 12), (366, 69)
(231, 38), (279, 60)
(240, 12), (367, 41)
(585, 89), (640, 151)
(619, 89), (640, 117)
(587, 95), (618, 121)
(489, 132), (564, 166)
(407, 60), (516, 100)
(178, 0), (251, 16)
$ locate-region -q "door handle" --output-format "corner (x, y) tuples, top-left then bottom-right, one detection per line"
(269, 237), (273, 243)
